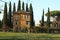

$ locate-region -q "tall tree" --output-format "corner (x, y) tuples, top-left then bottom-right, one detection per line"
(22, 2), (24, 10)
(47, 8), (50, 33)
(17, 0), (21, 11)
(0, 20), (2, 28)
(45, 10), (60, 17)
(26, 3), (28, 11)
(41, 9), (44, 26)
(2, 2), (7, 30)
(9, 1), (12, 28)
(13, 3), (16, 13)
(47, 8), (50, 27)
(3, 2), (7, 25)
(30, 3), (35, 27)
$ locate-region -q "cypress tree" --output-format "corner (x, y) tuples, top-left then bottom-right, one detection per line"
(47, 8), (50, 27)
(47, 8), (50, 33)
(26, 3), (28, 11)
(41, 9), (44, 26)
(17, 0), (21, 11)
(2, 2), (7, 30)
(3, 2), (7, 25)
(13, 3), (16, 13)
(30, 3), (33, 14)
(30, 3), (34, 27)
(22, 2), (24, 10)
(0, 20), (2, 28)
(9, 2), (12, 28)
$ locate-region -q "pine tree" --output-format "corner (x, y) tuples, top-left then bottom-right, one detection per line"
(9, 2), (12, 28)
(13, 3), (16, 13)
(41, 9), (44, 26)
(30, 3), (35, 27)
(26, 3), (28, 11)
(17, 0), (21, 11)
(22, 2), (24, 10)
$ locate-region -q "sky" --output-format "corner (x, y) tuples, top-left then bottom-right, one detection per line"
(0, 0), (60, 25)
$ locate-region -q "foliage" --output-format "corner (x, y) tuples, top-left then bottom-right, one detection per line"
(13, 3), (16, 13)
(0, 20), (3, 28)
(26, 3), (28, 11)
(17, 0), (21, 11)
(30, 3), (35, 27)
(21, 27), (27, 32)
(8, 2), (12, 28)
(45, 10), (60, 17)
(30, 3), (33, 14)
(3, 2), (7, 25)
(41, 9), (44, 26)
(0, 11), (1, 13)
(46, 8), (50, 27)
(22, 2), (24, 10)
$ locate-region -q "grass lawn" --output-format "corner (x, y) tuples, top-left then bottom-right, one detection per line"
(0, 32), (60, 40)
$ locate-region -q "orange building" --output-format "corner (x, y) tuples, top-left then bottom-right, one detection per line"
(2, 0), (34, 32)
(12, 0), (35, 32)
(13, 11), (32, 32)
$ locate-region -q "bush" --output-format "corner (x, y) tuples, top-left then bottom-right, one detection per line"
(21, 27), (27, 32)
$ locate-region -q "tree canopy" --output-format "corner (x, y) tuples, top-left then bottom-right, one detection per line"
(22, 2), (24, 10)
(41, 9), (44, 26)
(26, 3), (28, 11)
(13, 3), (16, 13)
(29, 3), (35, 27)
(17, 0), (21, 11)
(45, 10), (60, 17)
(3, 2), (7, 24)
(46, 8), (50, 27)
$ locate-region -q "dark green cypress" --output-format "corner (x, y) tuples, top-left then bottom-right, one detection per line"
(47, 8), (50, 33)
(0, 20), (2, 28)
(47, 8), (50, 27)
(22, 2), (24, 10)
(26, 3), (28, 11)
(9, 2), (12, 27)
(13, 3), (16, 13)
(41, 9), (44, 26)
(2, 2), (8, 31)
(3, 2), (7, 25)
(30, 3), (35, 27)
(17, 0), (21, 11)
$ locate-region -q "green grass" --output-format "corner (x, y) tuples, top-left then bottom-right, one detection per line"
(0, 32), (60, 37)
(0, 32), (60, 40)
